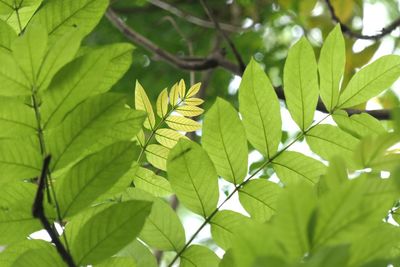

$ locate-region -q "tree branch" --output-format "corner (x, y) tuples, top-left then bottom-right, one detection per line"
(324, 0), (400, 40)
(32, 156), (76, 267)
(106, 8), (392, 121)
(199, 0), (246, 73)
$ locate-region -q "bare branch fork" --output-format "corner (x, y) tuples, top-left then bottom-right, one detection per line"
(324, 0), (400, 40)
(32, 156), (76, 267)
(106, 8), (392, 120)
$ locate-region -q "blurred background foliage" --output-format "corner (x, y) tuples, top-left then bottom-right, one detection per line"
(85, 0), (400, 115)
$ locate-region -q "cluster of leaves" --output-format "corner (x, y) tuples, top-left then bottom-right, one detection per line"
(0, 1), (400, 267)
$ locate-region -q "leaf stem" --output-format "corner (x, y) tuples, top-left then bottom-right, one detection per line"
(168, 114), (331, 266)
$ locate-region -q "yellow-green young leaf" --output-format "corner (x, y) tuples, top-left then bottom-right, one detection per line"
(0, 182), (41, 244)
(69, 201), (152, 266)
(338, 55), (400, 108)
(180, 245), (220, 267)
(306, 124), (359, 163)
(176, 105), (204, 117)
(165, 115), (201, 132)
(155, 128), (188, 148)
(239, 58), (282, 159)
(272, 151), (326, 185)
(0, 20), (16, 51)
(145, 144), (169, 171)
(32, 0), (108, 43)
(167, 139), (219, 217)
(186, 82), (201, 98)
(319, 24), (345, 112)
(238, 179), (282, 222)
(137, 129), (145, 147)
(210, 210), (253, 250)
(11, 24), (47, 85)
(120, 188), (186, 251)
(184, 97), (204, 106)
(0, 0), (42, 34)
(56, 141), (139, 218)
(169, 82), (180, 106)
(332, 111), (386, 139)
(134, 167), (172, 197)
(135, 81), (155, 130)
(178, 78), (186, 98)
(156, 88), (169, 118)
(284, 37), (319, 131)
(203, 98), (248, 184)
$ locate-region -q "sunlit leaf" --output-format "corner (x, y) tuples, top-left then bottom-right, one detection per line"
(134, 167), (172, 197)
(176, 105), (204, 117)
(155, 128), (188, 149)
(165, 115), (201, 132)
(186, 82), (201, 98)
(156, 88), (169, 118)
(180, 245), (220, 267)
(135, 81), (155, 130)
(145, 144), (169, 171)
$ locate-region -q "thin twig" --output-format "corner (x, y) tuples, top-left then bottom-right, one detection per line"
(199, 0), (246, 73)
(123, 0), (247, 33)
(32, 156), (76, 267)
(324, 0), (400, 40)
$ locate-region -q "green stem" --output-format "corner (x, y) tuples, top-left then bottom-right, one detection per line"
(168, 114), (331, 266)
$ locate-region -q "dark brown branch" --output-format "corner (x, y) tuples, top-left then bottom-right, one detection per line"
(32, 156), (76, 267)
(324, 0), (400, 40)
(106, 8), (392, 121)
(199, 0), (246, 73)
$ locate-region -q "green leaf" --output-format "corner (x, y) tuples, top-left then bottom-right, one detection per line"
(180, 245), (220, 267)
(0, 97), (36, 139)
(354, 133), (400, 170)
(41, 44), (133, 128)
(337, 55), (400, 108)
(317, 156), (348, 195)
(332, 111), (386, 139)
(176, 105), (204, 117)
(117, 240), (158, 267)
(238, 179), (282, 222)
(134, 167), (172, 197)
(270, 182), (317, 261)
(0, 240), (51, 266)
(0, 49), (30, 96)
(239, 58), (282, 158)
(32, 0), (108, 42)
(68, 201), (152, 265)
(0, 182), (41, 244)
(0, 0), (43, 34)
(272, 151), (326, 185)
(203, 98), (248, 184)
(283, 37), (319, 131)
(96, 257), (136, 267)
(145, 144), (169, 171)
(36, 28), (83, 91)
(310, 177), (399, 250)
(11, 245), (65, 267)
(210, 210), (252, 250)
(56, 141), (139, 218)
(11, 24), (47, 85)
(318, 24), (345, 112)
(0, 19), (16, 51)
(120, 188), (186, 251)
(0, 139), (41, 182)
(45, 93), (129, 171)
(167, 139), (219, 217)
(306, 124), (359, 162)
(155, 128), (188, 149)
